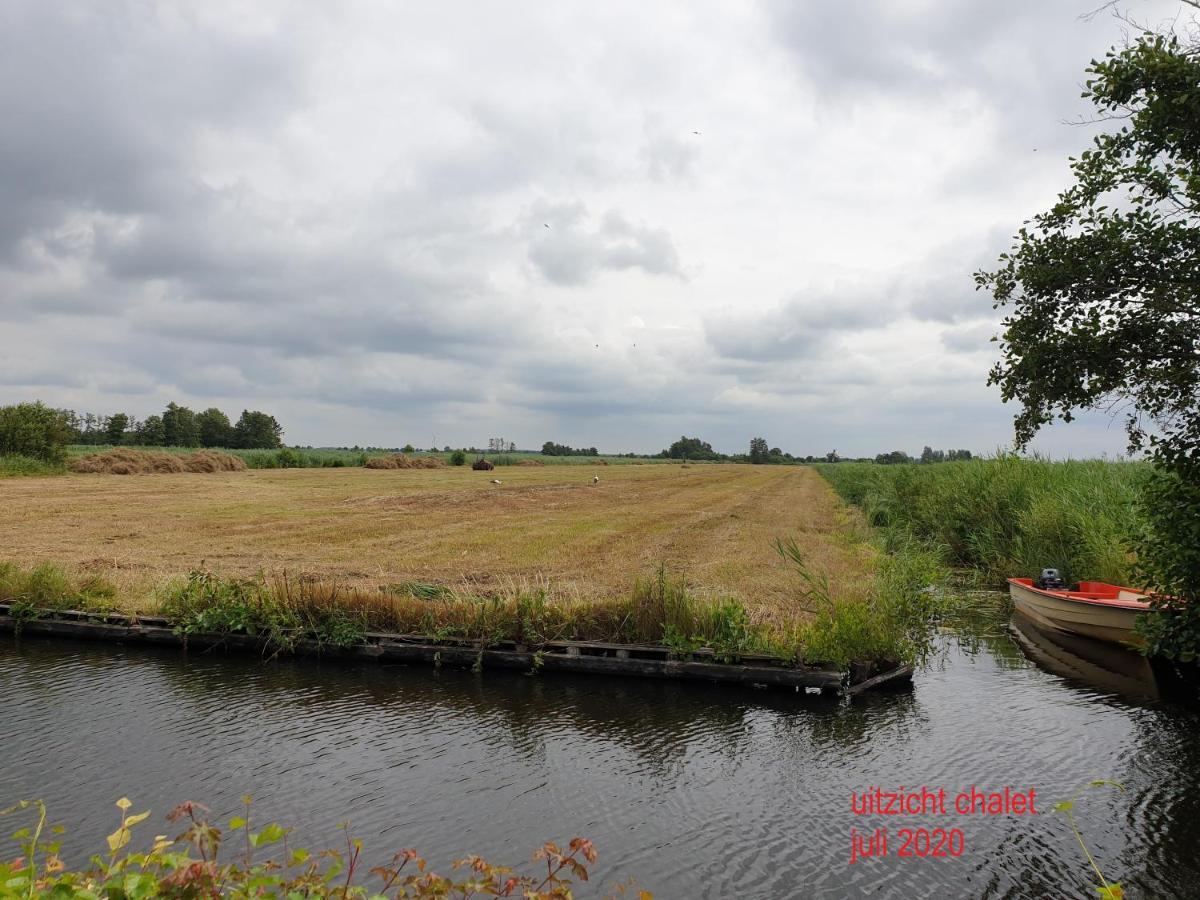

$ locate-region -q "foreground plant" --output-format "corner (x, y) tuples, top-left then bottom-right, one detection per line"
(0, 796), (649, 899)
(1054, 780), (1126, 900)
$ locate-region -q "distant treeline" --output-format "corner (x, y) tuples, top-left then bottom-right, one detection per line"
(0, 401), (285, 464)
(541, 441), (599, 457)
(67, 403), (284, 450)
(873, 447), (974, 465)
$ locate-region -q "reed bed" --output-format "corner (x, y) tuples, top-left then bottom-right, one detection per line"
(816, 457), (1147, 585)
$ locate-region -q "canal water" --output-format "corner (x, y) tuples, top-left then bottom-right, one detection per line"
(3, 619), (1199, 899)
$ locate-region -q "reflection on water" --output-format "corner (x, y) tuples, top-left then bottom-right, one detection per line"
(3, 619), (1200, 899)
(1010, 613), (1159, 701)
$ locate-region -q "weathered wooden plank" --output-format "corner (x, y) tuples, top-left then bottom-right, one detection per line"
(0, 610), (870, 694)
(845, 664), (914, 695)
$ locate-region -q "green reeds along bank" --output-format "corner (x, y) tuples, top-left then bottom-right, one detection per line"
(0, 454), (63, 477)
(1, 557), (937, 672)
(0, 562), (116, 618)
(815, 457), (1146, 586)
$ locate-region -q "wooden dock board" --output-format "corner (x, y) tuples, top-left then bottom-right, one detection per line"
(0, 606), (911, 695)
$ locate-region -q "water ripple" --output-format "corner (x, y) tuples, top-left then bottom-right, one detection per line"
(3, 635), (1200, 899)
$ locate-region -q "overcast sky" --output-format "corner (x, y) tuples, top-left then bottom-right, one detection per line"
(0, 1), (1187, 455)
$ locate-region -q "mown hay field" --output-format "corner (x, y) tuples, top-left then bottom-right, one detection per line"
(0, 465), (874, 620)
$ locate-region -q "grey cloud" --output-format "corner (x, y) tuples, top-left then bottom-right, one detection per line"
(705, 291), (890, 362)
(525, 201), (684, 286)
(0, 3), (305, 263)
(941, 321), (1000, 353)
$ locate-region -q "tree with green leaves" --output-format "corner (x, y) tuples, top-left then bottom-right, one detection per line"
(977, 25), (1200, 659)
(748, 436), (769, 464)
(162, 403), (200, 447)
(0, 401), (72, 463)
(104, 413), (129, 445)
(138, 414), (166, 446)
(196, 408), (233, 448)
(232, 410), (284, 449)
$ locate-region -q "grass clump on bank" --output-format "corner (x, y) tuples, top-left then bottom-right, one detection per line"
(816, 457), (1144, 586)
(0, 562), (116, 619)
(156, 567), (786, 661)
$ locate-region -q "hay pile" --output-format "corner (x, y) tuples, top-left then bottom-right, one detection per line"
(69, 449), (247, 475)
(518, 458), (545, 466)
(363, 453), (447, 470)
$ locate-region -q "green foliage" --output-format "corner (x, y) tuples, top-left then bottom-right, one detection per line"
(661, 436), (722, 461)
(0, 796), (616, 898)
(159, 571), (367, 652)
(816, 458), (1143, 585)
(976, 31), (1200, 474)
(0, 562), (116, 620)
(1055, 780), (1126, 900)
(0, 454), (63, 477)
(275, 448), (303, 468)
(777, 537), (946, 669)
(232, 410), (284, 449)
(541, 441), (599, 457)
(197, 407), (233, 448)
(104, 412), (129, 445)
(1133, 469), (1200, 660)
(450, 449), (466, 466)
(748, 437), (769, 464)
(137, 414), (165, 446)
(161, 403), (200, 447)
(0, 402), (72, 463)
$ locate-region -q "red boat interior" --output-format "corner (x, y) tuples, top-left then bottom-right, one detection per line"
(1010, 578), (1149, 607)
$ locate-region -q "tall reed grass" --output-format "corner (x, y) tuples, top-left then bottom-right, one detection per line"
(0, 454), (63, 477)
(816, 457), (1147, 585)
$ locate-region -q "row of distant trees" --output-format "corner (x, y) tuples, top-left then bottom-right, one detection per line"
(874, 447), (974, 465)
(541, 441), (599, 457)
(67, 403), (284, 449)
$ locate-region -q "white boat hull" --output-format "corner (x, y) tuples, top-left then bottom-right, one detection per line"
(1008, 580), (1145, 646)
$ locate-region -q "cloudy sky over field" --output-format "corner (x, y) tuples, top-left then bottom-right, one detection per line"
(0, 1), (1187, 455)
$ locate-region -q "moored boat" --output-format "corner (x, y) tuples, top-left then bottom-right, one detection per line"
(1007, 576), (1151, 646)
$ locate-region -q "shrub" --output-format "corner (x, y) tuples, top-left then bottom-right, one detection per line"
(0, 402), (72, 463)
(450, 450), (466, 466)
(275, 448), (302, 468)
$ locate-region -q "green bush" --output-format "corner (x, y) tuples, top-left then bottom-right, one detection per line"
(450, 450), (466, 466)
(0, 402), (72, 463)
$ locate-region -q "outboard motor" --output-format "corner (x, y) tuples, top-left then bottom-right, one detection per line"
(1035, 567), (1065, 590)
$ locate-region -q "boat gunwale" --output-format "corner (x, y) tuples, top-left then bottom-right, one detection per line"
(1007, 577), (1151, 611)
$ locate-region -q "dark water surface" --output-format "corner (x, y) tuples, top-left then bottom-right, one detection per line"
(3, 622), (1199, 899)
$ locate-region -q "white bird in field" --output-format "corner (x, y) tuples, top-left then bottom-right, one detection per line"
(490, 479), (502, 485)
(592, 475), (599, 484)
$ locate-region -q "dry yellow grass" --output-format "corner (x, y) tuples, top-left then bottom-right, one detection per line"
(0, 465), (874, 620)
